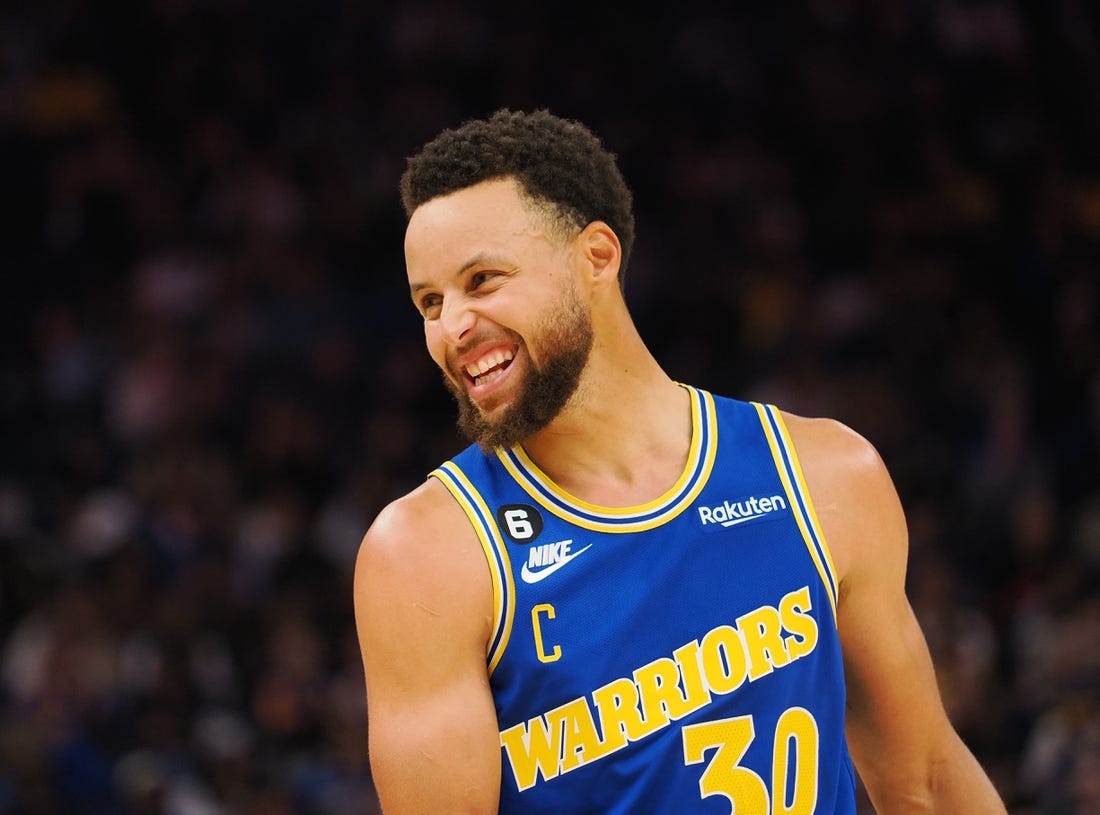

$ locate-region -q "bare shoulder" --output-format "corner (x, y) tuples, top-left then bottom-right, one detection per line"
(354, 477), (493, 659)
(356, 476), (476, 572)
(778, 411), (884, 477)
(778, 411), (908, 588)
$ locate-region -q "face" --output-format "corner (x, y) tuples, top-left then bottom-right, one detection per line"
(405, 179), (594, 450)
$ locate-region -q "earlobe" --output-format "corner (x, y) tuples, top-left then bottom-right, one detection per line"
(580, 221), (622, 288)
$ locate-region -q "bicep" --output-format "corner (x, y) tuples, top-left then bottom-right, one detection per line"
(366, 672), (501, 814)
(790, 413), (1006, 812)
(831, 440), (951, 765)
(354, 492), (500, 814)
(839, 571), (956, 797)
(788, 416), (957, 797)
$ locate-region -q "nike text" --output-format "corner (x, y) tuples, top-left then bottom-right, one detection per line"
(521, 540), (593, 584)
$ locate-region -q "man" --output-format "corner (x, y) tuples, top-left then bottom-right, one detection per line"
(354, 108), (1008, 814)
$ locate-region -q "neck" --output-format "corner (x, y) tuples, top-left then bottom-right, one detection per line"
(519, 341), (692, 507)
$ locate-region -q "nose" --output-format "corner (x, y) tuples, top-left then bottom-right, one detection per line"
(438, 294), (476, 345)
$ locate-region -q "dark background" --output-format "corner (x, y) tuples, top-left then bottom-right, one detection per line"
(1, 1), (1098, 813)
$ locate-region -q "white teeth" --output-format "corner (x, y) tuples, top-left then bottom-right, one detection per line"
(476, 367), (507, 387)
(465, 349), (514, 378)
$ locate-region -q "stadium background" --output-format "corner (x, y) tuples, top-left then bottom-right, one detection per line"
(1, 2), (1098, 812)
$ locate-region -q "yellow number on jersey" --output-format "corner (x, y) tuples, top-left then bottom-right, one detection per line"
(682, 707), (818, 814)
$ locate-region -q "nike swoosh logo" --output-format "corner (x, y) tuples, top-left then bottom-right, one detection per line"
(721, 514), (768, 528)
(520, 544), (593, 584)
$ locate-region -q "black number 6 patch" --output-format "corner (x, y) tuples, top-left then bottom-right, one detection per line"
(496, 504), (544, 544)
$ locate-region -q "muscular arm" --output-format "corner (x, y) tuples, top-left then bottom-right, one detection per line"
(785, 414), (1007, 815)
(353, 479), (501, 814)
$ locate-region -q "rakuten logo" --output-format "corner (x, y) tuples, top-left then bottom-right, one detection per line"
(697, 494), (787, 527)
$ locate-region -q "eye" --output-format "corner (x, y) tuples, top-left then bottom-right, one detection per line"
(470, 270), (499, 289)
(418, 293), (442, 319)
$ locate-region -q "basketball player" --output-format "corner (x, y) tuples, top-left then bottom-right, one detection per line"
(353, 109), (1008, 814)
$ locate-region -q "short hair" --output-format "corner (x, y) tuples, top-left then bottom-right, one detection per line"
(400, 108), (636, 285)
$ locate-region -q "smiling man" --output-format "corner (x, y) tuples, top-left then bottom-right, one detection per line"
(353, 109), (1008, 815)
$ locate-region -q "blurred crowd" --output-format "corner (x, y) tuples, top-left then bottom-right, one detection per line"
(1, 1), (1098, 813)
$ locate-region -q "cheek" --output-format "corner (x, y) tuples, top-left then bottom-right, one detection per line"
(424, 324), (461, 381)
(424, 324), (447, 367)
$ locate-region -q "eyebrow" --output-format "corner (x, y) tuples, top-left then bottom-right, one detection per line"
(409, 252), (512, 296)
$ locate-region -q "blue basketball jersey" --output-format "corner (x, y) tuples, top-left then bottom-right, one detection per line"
(430, 387), (857, 814)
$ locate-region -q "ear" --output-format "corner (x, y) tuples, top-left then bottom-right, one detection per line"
(576, 221), (621, 290)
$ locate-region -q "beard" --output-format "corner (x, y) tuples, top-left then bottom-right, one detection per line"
(444, 285), (594, 452)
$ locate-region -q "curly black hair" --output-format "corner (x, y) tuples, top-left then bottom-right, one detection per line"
(399, 108), (636, 286)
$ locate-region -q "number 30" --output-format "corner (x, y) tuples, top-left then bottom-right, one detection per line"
(682, 707), (819, 814)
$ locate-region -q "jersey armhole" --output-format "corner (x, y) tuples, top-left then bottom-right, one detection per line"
(429, 462), (515, 674)
(752, 403), (841, 621)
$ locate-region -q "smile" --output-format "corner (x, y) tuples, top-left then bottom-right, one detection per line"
(465, 348), (515, 388)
